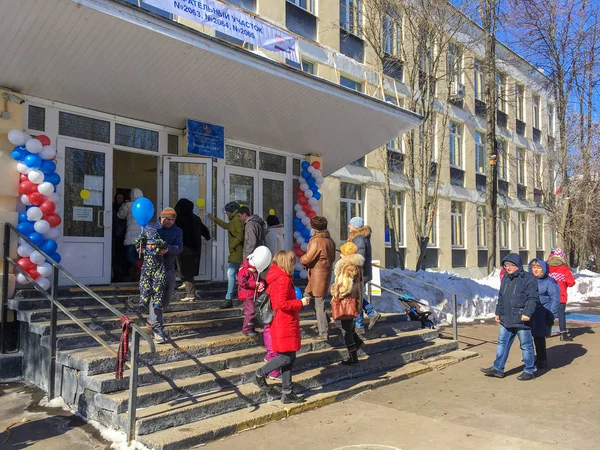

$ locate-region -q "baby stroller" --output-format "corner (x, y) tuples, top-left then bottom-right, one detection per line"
(395, 288), (435, 329)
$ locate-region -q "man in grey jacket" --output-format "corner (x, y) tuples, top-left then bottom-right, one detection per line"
(238, 206), (266, 260)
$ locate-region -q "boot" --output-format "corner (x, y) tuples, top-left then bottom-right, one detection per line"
(341, 350), (359, 365)
(560, 332), (573, 341)
(219, 300), (233, 309)
(480, 366), (504, 378)
(281, 391), (305, 404)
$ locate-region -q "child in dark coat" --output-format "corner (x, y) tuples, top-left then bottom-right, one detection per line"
(238, 246), (272, 337)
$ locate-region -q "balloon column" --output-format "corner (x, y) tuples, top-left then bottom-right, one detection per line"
(10, 130), (61, 291)
(292, 161), (324, 279)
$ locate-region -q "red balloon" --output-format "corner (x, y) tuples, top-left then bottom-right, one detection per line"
(27, 268), (40, 280)
(311, 161), (321, 170)
(28, 192), (45, 206)
(18, 257), (34, 270)
(36, 135), (51, 146)
(307, 211), (317, 219)
(20, 174), (28, 182)
(294, 248), (304, 258)
(19, 181), (37, 195)
(40, 200), (56, 215)
(298, 197), (308, 205)
(44, 214), (62, 228)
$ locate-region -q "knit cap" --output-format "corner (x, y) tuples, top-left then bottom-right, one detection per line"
(160, 207), (177, 219)
(349, 216), (364, 229)
(550, 248), (565, 260)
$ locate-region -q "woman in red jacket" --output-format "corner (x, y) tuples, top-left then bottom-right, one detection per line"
(253, 250), (310, 403)
(547, 248), (576, 341)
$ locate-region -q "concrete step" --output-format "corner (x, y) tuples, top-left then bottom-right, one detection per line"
(58, 317), (421, 375)
(136, 349), (477, 450)
(93, 329), (439, 414)
(101, 338), (459, 436)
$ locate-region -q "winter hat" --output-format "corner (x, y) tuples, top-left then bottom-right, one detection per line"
(160, 207), (177, 219)
(349, 216), (365, 229)
(310, 216), (328, 231)
(550, 248), (566, 260)
(248, 246), (272, 273)
(340, 241), (358, 256)
(266, 215), (280, 227)
(224, 201), (240, 214)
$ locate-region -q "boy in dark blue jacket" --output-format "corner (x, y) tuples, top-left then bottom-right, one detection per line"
(481, 253), (540, 380)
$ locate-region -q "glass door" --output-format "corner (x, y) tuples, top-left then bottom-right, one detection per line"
(57, 139), (113, 285)
(259, 173), (292, 250)
(162, 156), (213, 280)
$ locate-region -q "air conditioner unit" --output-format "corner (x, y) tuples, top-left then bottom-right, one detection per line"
(450, 82), (466, 99)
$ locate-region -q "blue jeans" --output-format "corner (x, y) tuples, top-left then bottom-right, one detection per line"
(493, 325), (535, 374)
(355, 285), (376, 329)
(226, 262), (241, 300)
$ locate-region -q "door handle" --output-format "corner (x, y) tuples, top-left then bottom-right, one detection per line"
(97, 210), (104, 228)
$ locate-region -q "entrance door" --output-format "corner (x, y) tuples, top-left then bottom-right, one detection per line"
(225, 167), (257, 212)
(162, 156), (213, 280)
(57, 139), (113, 285)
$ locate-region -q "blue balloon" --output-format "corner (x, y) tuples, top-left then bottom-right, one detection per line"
(24, 154), (42, 169)
(301, 169), (310, 179)
(48, 252), (61, 264)
(313, 191), (321, 200)
(18, 212), (29, 223)
(41, 240), (58, 254)
(293, 270), (301, 279)
(301, 161), (310, 169)
(45, 173), (61, 186)
(40, 160), (57, 174)
(17, 222), (35, 235)
(294, 286), (302, 299)
(11, 146), (27, 161)
(132, 197), (155, 227)
(28, 232), (44, 246)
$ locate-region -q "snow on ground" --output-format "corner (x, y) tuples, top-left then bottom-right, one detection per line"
(371, 267), (600, 325)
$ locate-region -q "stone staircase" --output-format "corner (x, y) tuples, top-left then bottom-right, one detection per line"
(8, 283), (477, 449)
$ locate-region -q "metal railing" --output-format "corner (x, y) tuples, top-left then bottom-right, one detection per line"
(1, 223), (154, 443)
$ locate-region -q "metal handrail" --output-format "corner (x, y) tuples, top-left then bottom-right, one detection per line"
(1, 223), (153, 443)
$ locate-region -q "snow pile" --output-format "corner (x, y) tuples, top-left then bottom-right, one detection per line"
(88, 419), (151, 450)
(570, 270), (600, 304)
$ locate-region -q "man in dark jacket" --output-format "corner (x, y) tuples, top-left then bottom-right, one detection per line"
(239, 206), (266, 260)
(481, 253), (540, 380)
(348, 217), (381, 333)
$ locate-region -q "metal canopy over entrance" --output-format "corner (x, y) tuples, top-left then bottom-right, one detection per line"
(0, 0), (421, 175)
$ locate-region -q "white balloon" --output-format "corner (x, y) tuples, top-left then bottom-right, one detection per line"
(293, 231), (299, 239)
(308, 197), (318, 206)
(37, 262), (53, 278)
(301, 216), (310, 226)
(23, 133), (32, 142)
(305, 190), (314, 199)
(294, 204), (302, 212)
(299, 177), (306, 185)
(16, 273), (29, 285)
(315, 176), (324, 185)
(44, 228), (61, 240)
(17, 244), (33, 257)
(294, 263), (303, 272)
(28, 169), (45, 184)
(300, 183), (309, 192)
(34, 219), (50, 234)
(297, 236), (305, 245)
(18, 237), (25, 245)
(296, 210), (306, 219)
(40, 146), (56, 160)
(37, 277), (51, 291)
(20, 195), (32, 206)
(8, 130), (26, 146)
(30, 250), (45, 266)
(314, 169), (322, 178)
(301, 243), (308, 251)
(27, 207), (43, 222)
(17, 162), (31, 174)
(37, 182), (54, 196)
(25, 139), (42, 154)
(308, 166), (316, 173)
(46, 193), (60, 204)
(299, 269), (308, 279)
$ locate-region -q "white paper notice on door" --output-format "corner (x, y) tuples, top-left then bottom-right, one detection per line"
(73, 206), (93, 222)
(83, 174), (104, 206)
(84, 191), (103, 207)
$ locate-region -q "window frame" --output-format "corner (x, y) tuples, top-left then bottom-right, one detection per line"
(516, 146), (526, 186)
(340, 182), (363, 242)
(518, 211), (528, 249)
(301, 59), (315, 74)
(535, 214), (544, 250)
(497, 138), (508, 181)
(533, 152), (542, 189)
(287, 0), (315, 14)
(498, 208), (509, 249)
(477, 205), (487, 248)
(548, 103), (555, 136)
(382, 13), (402, 57)
(339, 75), (362, 92)
(533, 94), (541, 129)
(496, 73), (506, 112)
(474, 59), (485, 101)
(451, 201), (465, 248)
(449, 121), (463, 169)
(340, 0), (362, 38)
(447, 42), (463, 84)
(516, 83), (525, 122)
(475, 131), (486, 174)
(384, 190), (404, 247)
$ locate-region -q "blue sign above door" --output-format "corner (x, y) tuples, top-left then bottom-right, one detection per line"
(186, 119), (224, 159)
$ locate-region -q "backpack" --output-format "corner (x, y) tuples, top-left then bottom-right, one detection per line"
(254, 291), (275, 326)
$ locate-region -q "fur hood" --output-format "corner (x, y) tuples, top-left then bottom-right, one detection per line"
(312, 230), (332, 240)
(334, 253), (365, 277)
(548, 255), (566, 266)
(348, 225), (372, 241)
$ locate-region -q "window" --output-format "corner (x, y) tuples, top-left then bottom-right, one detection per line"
(475, 131), (486, 174)
(59, 112), (110, 143)
(536, 215), (544, 249)
(550, 229), (557, 249)
(115, 123), (159, 152)
(497, 139), (508, 180)
(518, 212), (527, 249)
(383, 13), (402, 57)
(516, 84), (525, 121)
(168, 134), (179, 155)
(286, 1), (317, 41)
(533, 153), (542, 188)
(516, 147), (526, 185)
(447, 42), (462, 84)
(387, 149), (404, 173)
(428, 214), (437, 247)
(340, 0), (362, 37)
(499, 208), (509, 249)
(259, 152), (286, 174)
(287, 0), (315, 13)
(340, 76), (362, 92)
(451, 201), (464, 247)
(28, 105), (45, 131)
(225, 145), (256, 168)
(533, 94), (541, 129)
(474, 60), (485, 101)
(225, 0), (256, 11)
(496, 73), (506, 112)
(385, 191), (404, 246)
(302, 60), (315, 74)
(351, 156), (365, 166)
(340, 182), (363, 241)
(477, 206), (487, 247)
(548, 103), (555, 136)
(449, 121), (463, 168)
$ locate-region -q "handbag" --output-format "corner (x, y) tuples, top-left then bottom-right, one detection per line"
(254, 291), (275, 325)
(330, 296), (359, 321)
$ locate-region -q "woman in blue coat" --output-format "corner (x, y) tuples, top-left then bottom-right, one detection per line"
(528, 258), (561, 369)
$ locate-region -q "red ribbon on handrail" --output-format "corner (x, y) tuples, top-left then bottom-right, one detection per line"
(115, 316), (133, 380)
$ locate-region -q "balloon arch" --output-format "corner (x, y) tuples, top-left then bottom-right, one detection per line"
(9, 130), (61, 291)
